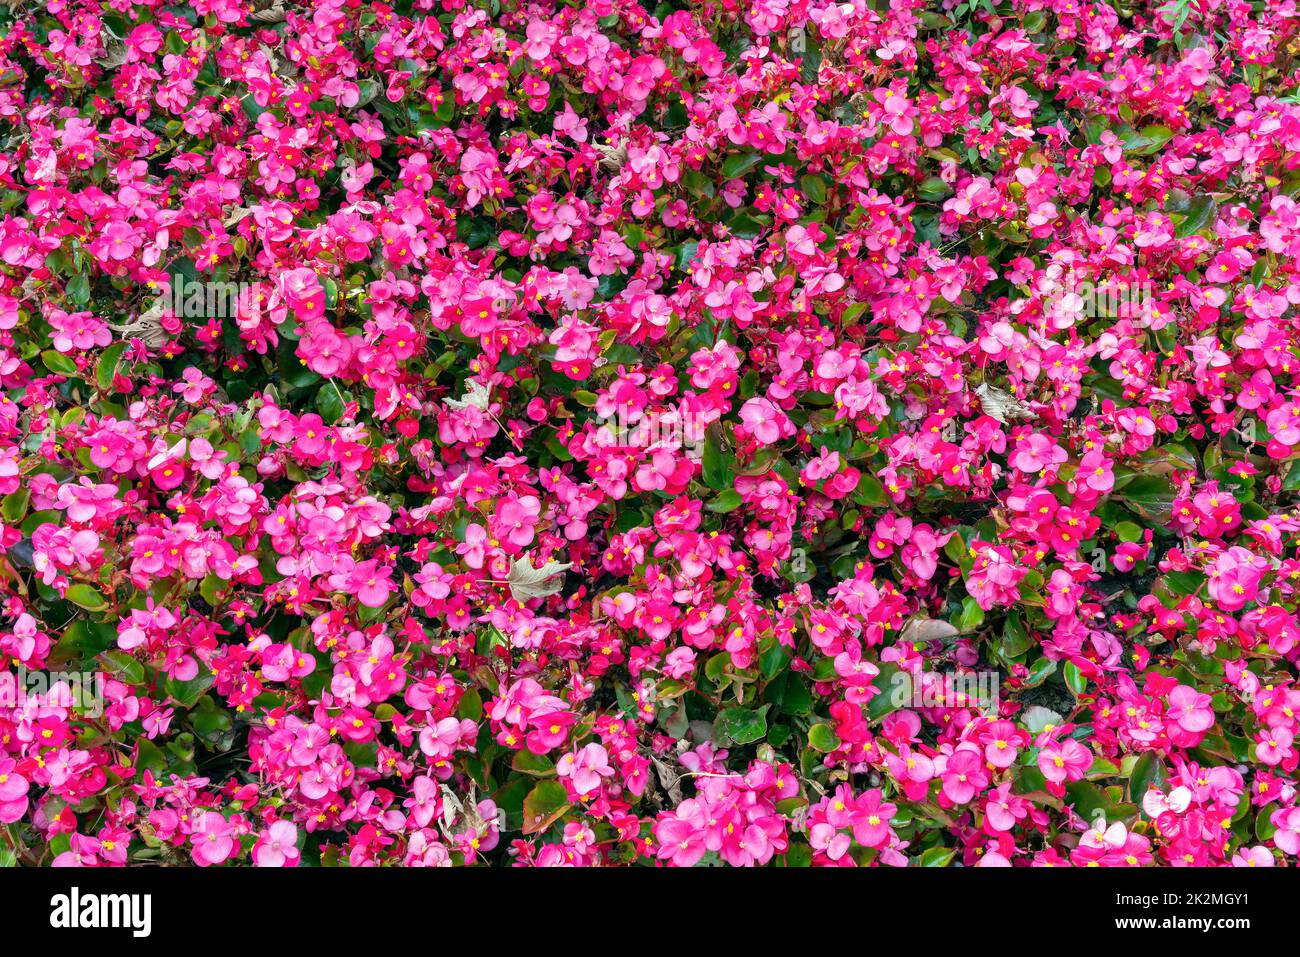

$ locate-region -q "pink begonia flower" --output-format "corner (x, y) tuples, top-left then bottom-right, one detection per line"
(0, 758), (29, 823)
(556, 743), (615, 797)
(940, 748), (989, 804)
(252, 821), (301, 867)
(1168, 684), (1215, 734)
(1231, 846), (1275, 867)
(1037, 738), (1092, 785)
(739, 397), (791, 445)
(191, 811), (237, 866)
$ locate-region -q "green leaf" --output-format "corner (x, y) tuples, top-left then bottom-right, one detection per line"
(460, 216), (498, 249)
(1, 488), (30, 525)
(97, 650), (145, 685)
(1130, 752), (1166, 807)
(1168, 192), (1218, 238)
(657, 680), (688, 702)
(511, 751), (555, 777)
(165, 672), (215, 709)
(918, 846), (957, 867)
(721, 152), (763, 180)
(521, 781), (570, 835)
(66, 273), (91, 306)
(135, 738), (167, 778)
(728, 212), (765, 238)
(315, 385), (347, 424)
(1284, 459), (1300, 493)
(1066, 780), (1137, 823)
(1113, 521), (1143, 543)
(65, 584), (107, 611)
(1161, 570), (1205, 596)
(702, 423), (733, 491)
(41, 350), (79, 376)
(707, 489), (743, 513)
(1064, 661), (1088, 696)
(1136, 443), (1197, 477)
(704, 652), (732, 682)
(96, 342), (128, 391)
(758, 639), (788, 679)
(917, 176), (952, 201)
(999, 611), (1034, 659)
(1082, 114), (1109, 145)
(957, 596), (985, 631)
(191, 697), (233, 743)
(716, 705), (769, 745)
(1123, 124), (1173, 156)
(866, 663), (904, 721)
(1022, 655), (1058, 688)
(807, 722), (840, 752)
(1118, 475), (1176, 524)
(766, 672), (812, 716)
(781, 843), (813, 867)
(199, 574), (225, 607)
(799, 33), (822, 84)
(1086, 758), (1121, 779)
(800, 174), (827, 205)
(458, 687), (483, 721)
(674, 241), (699, 271)
(52, 619), (116, 661)
(854, 474), (887, 507)
(1256, 808), (1278, 843)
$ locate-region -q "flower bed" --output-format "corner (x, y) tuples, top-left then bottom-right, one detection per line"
(0, 0), (1298, 867)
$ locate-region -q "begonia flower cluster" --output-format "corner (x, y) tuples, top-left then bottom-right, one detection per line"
(0, 0), (1298, 867)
